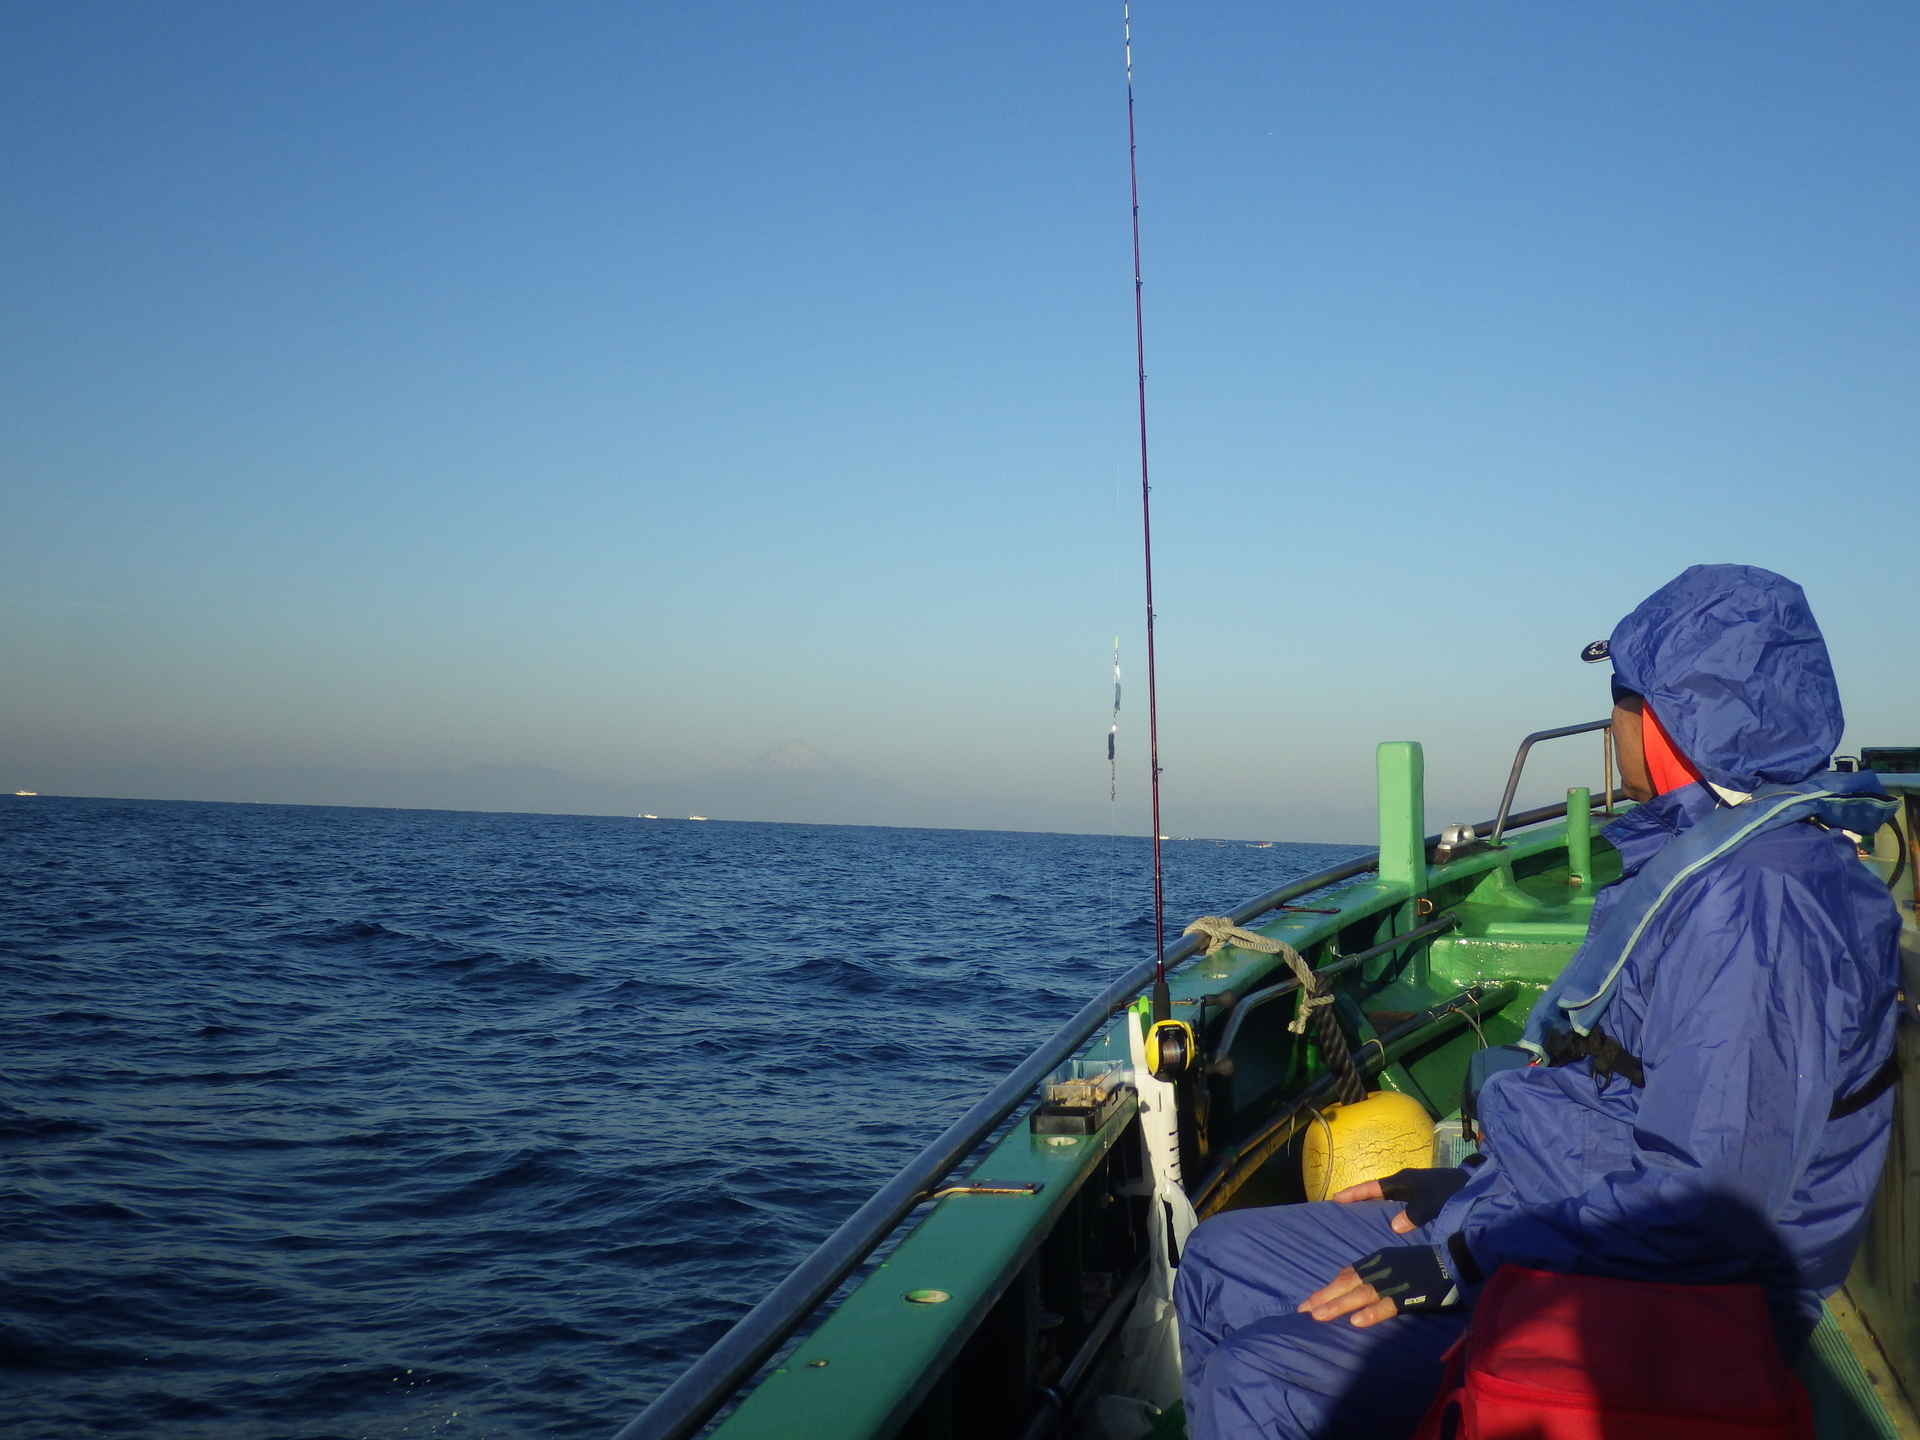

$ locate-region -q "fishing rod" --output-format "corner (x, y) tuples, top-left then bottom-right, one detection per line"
(1124, 8), (1199, 1090)
(1124, 4), (1172, 1029)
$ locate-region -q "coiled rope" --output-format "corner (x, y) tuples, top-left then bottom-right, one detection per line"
(1183, 916), (1367, 1105)
(1182, 916), (1326, 1035)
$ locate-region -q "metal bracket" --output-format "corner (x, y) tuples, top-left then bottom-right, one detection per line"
(926, 1180), (1046, 1200)
(1432, 823), (1484, 864)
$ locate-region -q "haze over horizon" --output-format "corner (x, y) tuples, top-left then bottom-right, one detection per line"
(4, 2), (1915, 840)
(6, 738), (1381, 843)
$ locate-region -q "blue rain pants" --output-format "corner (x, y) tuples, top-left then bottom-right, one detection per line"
(1176, 1200), (1468, 1440)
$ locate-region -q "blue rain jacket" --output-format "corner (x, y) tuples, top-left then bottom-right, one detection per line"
(1518, 773), (1895, 1054)
(1437, 566), (1903, 1338)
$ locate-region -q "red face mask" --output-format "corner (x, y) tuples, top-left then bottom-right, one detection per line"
(1641, 703), (1704, 795)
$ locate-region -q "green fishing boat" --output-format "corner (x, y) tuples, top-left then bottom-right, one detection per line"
(612, 736), (1920, 1440)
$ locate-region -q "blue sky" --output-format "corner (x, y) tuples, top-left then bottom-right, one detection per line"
(3, 1), (1915, 830)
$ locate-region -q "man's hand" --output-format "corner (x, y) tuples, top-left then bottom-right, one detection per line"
(1328, 1177), (1418, 1234)
(1298, 1264), (1399, 1327)
(1331, 1167), (1471, 1234)
(1299, 1246), (1463, 1327)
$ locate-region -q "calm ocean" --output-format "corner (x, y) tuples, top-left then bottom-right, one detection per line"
(1, 795), (1362, 1439)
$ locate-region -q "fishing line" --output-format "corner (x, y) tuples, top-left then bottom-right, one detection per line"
(1103, 637), (1122, 970)
(1306, 1105), (1337, 1202)
(1104, 463), (1125, 973)
(1123, 3), (1171, 1024)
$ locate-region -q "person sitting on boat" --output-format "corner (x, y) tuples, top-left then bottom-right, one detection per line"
(1174, 563), (1903, 1440)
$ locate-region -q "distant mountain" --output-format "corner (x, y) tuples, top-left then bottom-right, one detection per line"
(1, 761), (612, 815)
(4, 744), (1372, 843)
(630, 741), (920, 825)
(742, 740), (837, 770)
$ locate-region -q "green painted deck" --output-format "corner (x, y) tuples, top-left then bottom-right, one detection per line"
(712, 1102), (1138, 1438)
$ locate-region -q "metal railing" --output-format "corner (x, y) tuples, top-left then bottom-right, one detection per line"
(1016, 1259), (1152, 1440)
(1206, 911), (1462, 1064)
(1488, 719), (1613, 844)
(1433, 794), (1604, 860)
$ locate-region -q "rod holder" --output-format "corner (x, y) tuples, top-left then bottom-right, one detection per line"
(1566, 786), (1592, 885)
(1376, 741), (1427, 897)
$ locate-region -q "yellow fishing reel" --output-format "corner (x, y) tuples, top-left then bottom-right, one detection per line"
(1144, 1018), (1196, 1082)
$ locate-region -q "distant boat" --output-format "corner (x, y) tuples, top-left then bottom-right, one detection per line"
(13, 789), (36, 796)
(1250, 841), (1273, 848)
(640, 814), (658, 819)
(689, 815), (708, 821)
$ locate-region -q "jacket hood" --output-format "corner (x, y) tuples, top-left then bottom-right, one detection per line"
(1608, 564), (1843, 791)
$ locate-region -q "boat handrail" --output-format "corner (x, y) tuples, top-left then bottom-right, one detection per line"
(1207, 910), (1462, 1063)
(1488, 719), (1613, 845)
(1016, 1257), (1153, 1440)
(610, 798), (1596, 1440)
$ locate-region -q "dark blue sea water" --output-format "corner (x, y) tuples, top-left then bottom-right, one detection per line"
(1, 795), (1363, 1439)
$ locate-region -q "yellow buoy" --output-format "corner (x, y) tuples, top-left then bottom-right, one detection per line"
(1300, 1090), (1435, 1201)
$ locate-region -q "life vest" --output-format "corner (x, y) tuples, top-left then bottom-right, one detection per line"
(1410, 1265), (1814, 1440)
(1517, 772), (1895, 1057)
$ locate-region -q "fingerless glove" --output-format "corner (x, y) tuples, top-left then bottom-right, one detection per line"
(1375, 1166), (1472, 1227)
(1352, 1244), (1464, 1313)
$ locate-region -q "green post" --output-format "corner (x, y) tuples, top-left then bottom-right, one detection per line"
(1376, 742), (1427, 898)
(1566, 786), (1592, 887)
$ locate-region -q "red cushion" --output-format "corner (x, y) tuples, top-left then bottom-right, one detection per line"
(1413, 1266), (1814, 1440)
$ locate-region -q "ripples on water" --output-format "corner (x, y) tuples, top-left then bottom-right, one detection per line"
(1, 795), (1364, 1438)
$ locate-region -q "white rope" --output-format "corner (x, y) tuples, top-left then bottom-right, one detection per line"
(1182, 916), (1330, 1035)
